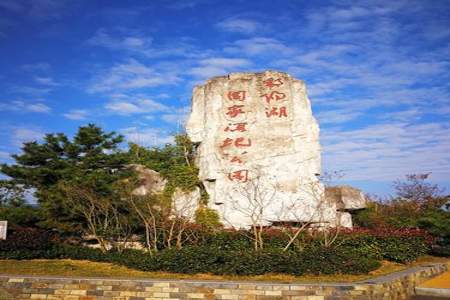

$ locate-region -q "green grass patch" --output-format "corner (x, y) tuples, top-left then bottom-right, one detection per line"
(0, 256), (447, 283)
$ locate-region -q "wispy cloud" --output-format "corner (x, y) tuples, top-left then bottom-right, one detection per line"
(0, 0), (72, 20)
(88, 59), (181, 93)
(63, 109), (88, 120)
(0, 101), (51, 113)
(225, 37), (294, 56)
(0, 151), (10, 160)
(21, 63), (51, 72)
(189, 57), (251, 78)
(34, 76), (58, 86)
(316, 109), (363, 125)
(160, 106), (190, 125)
(105, 98), (170, 116)
(86, 29), (200, 58)
(120, 127), (174, 147)
(166, 0), (205, 9)
(322, 121), (450, 181)
(87, 29), (153, 52)
(216, 18), (261, 34)
(11, 127), (45, 146)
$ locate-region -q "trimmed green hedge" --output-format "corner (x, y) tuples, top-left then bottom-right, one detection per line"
(0, 227), (432, 276)
(0, 244), (381, 276)
(337, 228), (432, 263)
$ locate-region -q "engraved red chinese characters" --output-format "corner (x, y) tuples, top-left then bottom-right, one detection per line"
(230, 156), (244, 164)
(226, 105), (245, 118)
(263, 78), (283, 89)
(220, 137), (252, 148)
(227, 91), (246, 101)
(224, 122), (248, 132)
(265, 106), (288, 118)
(228, 169), (249, 183)
(262, 91), (286, 104)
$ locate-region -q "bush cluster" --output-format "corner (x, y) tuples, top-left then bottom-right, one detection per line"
(0, 228), (57, 251)
(0, 244), (381, 276)
(337, 228), (433, 263)
(0, 227), (434, 276)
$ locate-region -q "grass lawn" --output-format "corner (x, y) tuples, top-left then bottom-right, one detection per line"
(0, 256), (448, 283)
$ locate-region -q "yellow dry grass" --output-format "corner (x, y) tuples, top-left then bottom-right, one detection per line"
(0, 256), (448, 283)
(420, 261), (450, 289)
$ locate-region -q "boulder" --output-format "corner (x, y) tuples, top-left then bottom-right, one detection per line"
(186, 71), (341, 228)
(130, 164), (166, 196)
(325, 185), (367, 211)
(130, 164), (201, 219)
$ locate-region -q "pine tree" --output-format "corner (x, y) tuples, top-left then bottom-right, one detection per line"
(1, 124), (130, 231)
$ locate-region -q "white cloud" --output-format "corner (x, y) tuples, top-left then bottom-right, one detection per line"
(189, 57), (251, 78)
(225, 37), (294, 56)
(34, 76), (58, 86)
(87, 29), (153, 52)
(11, 86), (52, 96)
(216, 18), (260, 34)
(0, 151), (10, 160)
(26, 103), (51, 113)
(316, 109), (363, 125)
(167, 0), (205, 9)
(86, 29), (199, 58)
(63, 109), (88, 120)
(21, 62), (51, 72)
(161, 106), (190, 125)
(0, 101), (50, 113)
(89, 59), (180, 93)
(120, 127), (174, 147)
(105, 98), (170, 115)
(12, 128), (45, 146)
(0, 0), (71, 20)
(322, 122), (450, 181)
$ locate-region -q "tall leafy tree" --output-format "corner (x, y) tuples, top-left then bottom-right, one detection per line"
(0, 124), (130, 231)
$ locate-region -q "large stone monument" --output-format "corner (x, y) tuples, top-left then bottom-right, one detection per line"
(186, 71), (361, 228)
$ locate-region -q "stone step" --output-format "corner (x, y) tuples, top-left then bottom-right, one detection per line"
(415, 287), (450, 299)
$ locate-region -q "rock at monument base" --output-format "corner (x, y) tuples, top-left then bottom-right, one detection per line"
(187, 70), (353, 228)
(130, 164), (201, 220)
(325, 185), (367, 211)
(172, 187), (201, 220)
(130, 164), (167, 196)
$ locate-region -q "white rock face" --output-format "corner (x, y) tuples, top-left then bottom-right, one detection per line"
(186, 71), (342, 228)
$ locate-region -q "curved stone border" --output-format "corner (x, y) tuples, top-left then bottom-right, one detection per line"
(0, 263), (447, 300)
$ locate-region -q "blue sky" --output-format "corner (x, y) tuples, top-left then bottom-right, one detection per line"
(0, 0), (449, 196)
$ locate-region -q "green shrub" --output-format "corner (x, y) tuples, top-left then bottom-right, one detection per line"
(0, 228), (56, 251)
(155, 245), (380, 275)
(0, 227), (429, 275)
(194, 206), (222, 229)
(430, 246), (450, 257)
(339, 228), (432, 263)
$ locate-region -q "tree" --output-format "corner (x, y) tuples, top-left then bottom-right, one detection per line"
(226, 167), (276, 250)
(0, 180), (42, 228)
(127, 134), (201, 195)
(393, 173), (444, 206)
(123, 134), (210, 252)
(225, 167), (344, 251)
(0, 180), (26, 207)
(0, 124), (131, 231)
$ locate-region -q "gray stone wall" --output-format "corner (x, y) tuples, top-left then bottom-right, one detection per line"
(0, 263), (446, 300)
